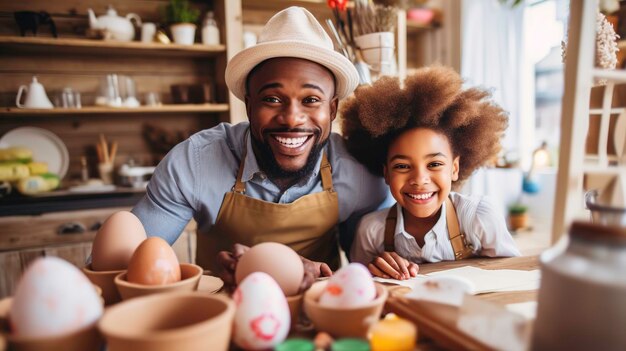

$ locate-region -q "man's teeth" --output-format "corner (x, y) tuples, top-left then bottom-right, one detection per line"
(274, 136), (308, 148)
(407, 192), (434, 200)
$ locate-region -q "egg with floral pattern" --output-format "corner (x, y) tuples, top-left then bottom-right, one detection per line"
(233, 272), (290, 350)
(319, 263), (376, 308)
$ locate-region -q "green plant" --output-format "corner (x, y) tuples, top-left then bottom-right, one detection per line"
(498, 0), (524, 8)
(508, 203), (528, 215)
(163, 0), (200, 24)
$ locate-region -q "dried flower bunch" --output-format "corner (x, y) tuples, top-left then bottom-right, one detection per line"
(561, 11), (619, 85)
(372, 0), (428, 10)
(353, 0), (398, 35)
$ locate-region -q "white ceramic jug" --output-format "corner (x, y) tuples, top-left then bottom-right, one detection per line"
(16, 77), (54, 109)
(532, 221), (626, 350)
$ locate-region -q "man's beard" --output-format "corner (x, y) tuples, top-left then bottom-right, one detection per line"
(251, 129), (329, 181)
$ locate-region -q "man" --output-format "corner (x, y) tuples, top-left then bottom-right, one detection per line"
(131, 7), (389, 286)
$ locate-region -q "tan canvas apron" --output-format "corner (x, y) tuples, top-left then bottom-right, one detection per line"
(196, 137), (340, 274)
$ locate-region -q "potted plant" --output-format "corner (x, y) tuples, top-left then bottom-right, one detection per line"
(163, 0), (199, 45)
(508, 203), (529, 231)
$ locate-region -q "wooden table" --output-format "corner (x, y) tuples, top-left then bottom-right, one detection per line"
(385, 256), (539, 351)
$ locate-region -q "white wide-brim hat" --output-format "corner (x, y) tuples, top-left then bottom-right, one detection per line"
(225, 6), (359, 101)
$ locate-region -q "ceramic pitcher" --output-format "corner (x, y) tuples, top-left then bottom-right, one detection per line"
(15, 76), (54, 109)
(532, 221), (626, 350)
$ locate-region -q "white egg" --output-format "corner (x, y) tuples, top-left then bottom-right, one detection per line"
(10, 257), (103, 337)
(319, 263), (376, 308)
(233, 272), (290, 350)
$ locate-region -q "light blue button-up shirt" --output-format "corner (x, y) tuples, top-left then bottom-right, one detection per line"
(132, 122), (392, 252)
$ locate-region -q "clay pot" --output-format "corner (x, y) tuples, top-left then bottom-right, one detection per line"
(303, 281), (387, 338)
(82, 265), (124, 305)
(114, 263), (202, 300)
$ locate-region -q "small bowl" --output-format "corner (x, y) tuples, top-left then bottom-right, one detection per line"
(115, 263), (202, 300)
(99, 292), (235, 351)
(286, 293), (303, 328)
(82, 264), (124, 305)
(0, 297), (103, 351)
(303, 281), (388, 338)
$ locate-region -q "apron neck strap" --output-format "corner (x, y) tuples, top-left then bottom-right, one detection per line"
(233, 131), (334, 193)
(384, 204), (397, 252)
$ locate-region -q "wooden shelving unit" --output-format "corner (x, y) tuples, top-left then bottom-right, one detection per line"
(0, 36), (226, 57)
(406, 20), (437, 33)
(1, 104), (229, 116)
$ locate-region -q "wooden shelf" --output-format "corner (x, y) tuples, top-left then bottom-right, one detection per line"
(0, 36), (226, 57)
(1, 104), (229, 116)
(406, 20), (437, 33)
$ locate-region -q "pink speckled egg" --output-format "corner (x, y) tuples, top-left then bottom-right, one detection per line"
(232, 272), (290, 350)
(10, 257), (103, 337)
(319, 263), (376, 308)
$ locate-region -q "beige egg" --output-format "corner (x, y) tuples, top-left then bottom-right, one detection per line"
(235, 242), (304, 297)
(10, 257), (103, 337)
(126, 237), (181, 285)
(91, 211), (147, 271)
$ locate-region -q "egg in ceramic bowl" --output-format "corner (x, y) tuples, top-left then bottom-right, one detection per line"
(7, 257), (104, 351)
(304, 264), (387, 338)
(319, 263), (376, 308)
(115, 237), (202, 300)
(84, 211), (147, 305)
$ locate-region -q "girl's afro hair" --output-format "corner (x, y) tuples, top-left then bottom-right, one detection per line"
(341, 66), (508, 187)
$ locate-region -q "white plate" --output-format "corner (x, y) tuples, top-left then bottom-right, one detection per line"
(0, 127), (69, 179)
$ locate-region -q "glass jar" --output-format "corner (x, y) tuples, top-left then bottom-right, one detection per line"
(532, 221), (626, 350)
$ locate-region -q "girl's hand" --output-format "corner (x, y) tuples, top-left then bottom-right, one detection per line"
(367, 251), (419, 280)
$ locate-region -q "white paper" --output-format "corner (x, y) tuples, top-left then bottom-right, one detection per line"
(425, 266), (541, 294)
(506, 301), (537, 320)
(457, 295), (531, 351)
(404, 276), (475, 306)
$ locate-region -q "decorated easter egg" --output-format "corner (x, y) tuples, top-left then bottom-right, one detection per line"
(233, 272), (290, 350)
(126, 237), (181, 285)
(319, 263), (376, 308)
(10, 257), (103, 337)
(235, 242), (304, 297)
(91, 211), (147, 271)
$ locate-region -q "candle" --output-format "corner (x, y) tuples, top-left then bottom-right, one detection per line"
(369, 314), (417, 351)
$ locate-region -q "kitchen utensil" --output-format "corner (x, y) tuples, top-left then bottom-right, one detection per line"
(0, 127), (69, 179)
(87, 6), (142, 42)
(59, 87), (81, 109)
(15, 77), (53, 109)
(141, 22), (156, 43)
(586, 189), (626, 226)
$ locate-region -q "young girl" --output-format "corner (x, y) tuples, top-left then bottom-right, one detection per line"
(341, 66), (520, 280)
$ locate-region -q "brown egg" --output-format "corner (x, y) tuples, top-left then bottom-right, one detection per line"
(235, 242), (304, 296)
(91, 211), (147, 271)
(126, 237), (181, 285)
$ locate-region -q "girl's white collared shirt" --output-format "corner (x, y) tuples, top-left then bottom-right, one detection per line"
(350, 192), (521, 265)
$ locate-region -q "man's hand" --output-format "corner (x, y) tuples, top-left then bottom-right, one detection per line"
(299, 256), (333, 293)
(216, 243), (250, 291)
(367, 251), (419, 280)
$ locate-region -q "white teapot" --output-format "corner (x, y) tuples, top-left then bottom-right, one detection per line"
(16, 76), (53, 109)
(88, 6), (142, 42)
